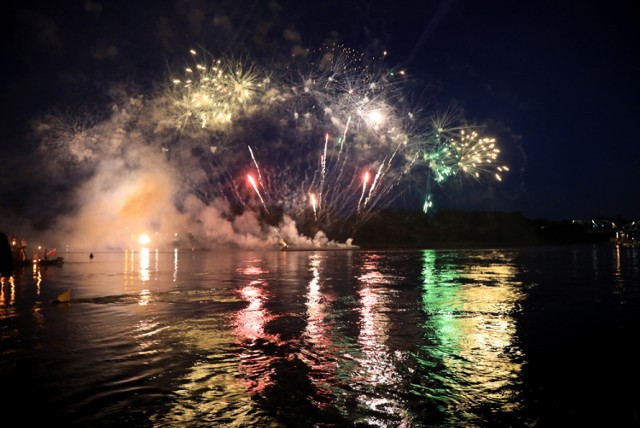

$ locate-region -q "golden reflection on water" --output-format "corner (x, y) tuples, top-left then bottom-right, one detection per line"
(122, 248), (160, 291)
(124, 250), (134, 291)
(32, 263), (42, 294)
(133, 317), (164, 356)
(173, 248), (179, 283)
(139, 248), (150, 282)
(419, 250), (525, 416)
(155, 316), (255, 426)
(156, 255), (281, 426)
(613, 244), (624, 289)
(0, 275), (16, 305)
(137, 288), (151, 306)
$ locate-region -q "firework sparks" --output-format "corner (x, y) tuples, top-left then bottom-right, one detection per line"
(319, 133), (328, 210)
(154, 49), (269, 133)
(418, 110), (509, 212)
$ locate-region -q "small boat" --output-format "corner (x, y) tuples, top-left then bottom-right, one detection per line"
(43, 256), (65, 266)
(280, 244), (359, 251)
(13, 256), (65, 267)
(278, 238), (359, 251)
(41, 256), (65, 266)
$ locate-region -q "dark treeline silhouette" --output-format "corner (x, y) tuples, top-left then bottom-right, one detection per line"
(350, 210), (623, 248)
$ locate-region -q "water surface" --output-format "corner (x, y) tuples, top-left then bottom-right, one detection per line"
(1, 245), (638, 426)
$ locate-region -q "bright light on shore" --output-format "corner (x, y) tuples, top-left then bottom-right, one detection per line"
(138, 234), (151, 245)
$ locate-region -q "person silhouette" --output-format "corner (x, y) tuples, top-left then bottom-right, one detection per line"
(0, 232), (14, 277)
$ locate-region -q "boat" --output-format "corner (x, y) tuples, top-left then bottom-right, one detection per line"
(278, 238), (359, 251)
(280, 246), (359, 251)
(279, 243), (360, 251)
(42, 256), (65, 266)
(13, 256), (65, 267)
(9, 241), (63, 268)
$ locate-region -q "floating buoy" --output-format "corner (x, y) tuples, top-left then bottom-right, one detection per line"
(54, 288), (71, 304)
(89, 252), (94, 259)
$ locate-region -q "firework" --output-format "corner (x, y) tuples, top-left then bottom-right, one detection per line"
(418, 111), (509, 213)
(36, 44), (508, 245)
(152, 49), (270, 133)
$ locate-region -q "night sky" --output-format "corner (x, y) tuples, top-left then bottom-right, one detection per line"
(2, 0), (638, 238)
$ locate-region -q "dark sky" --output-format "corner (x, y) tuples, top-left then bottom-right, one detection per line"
(2, 0), (638, 225)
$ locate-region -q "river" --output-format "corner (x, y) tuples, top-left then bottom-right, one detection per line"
(1, 244), (638, 426)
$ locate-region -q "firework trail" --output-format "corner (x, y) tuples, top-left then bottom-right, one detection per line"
(248, 174), (269, 214)
(363, 162), (384, 209)
(248, 145), (266, 190)
(310, 193), (318, 220)
(319, 133), (328, 211)
(357, 171), (370, 213)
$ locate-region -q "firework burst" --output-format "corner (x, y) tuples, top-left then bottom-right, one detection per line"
(419, 110), (509, 212)
(152, 49), (270, 133)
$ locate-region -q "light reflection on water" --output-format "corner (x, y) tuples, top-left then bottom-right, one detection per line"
(0, 245), (638, 426)
(417, 250), (525, 425)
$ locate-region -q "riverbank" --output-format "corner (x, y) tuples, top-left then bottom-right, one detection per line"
(351, 209), (622, 249)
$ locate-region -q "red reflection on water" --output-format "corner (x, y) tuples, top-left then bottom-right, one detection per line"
(235, 259), (270, 276)
(301, 254), (338, 401)
(232, 276), (282, 395)
(234, 281), (278, 342)
(237, 266), (268, 275)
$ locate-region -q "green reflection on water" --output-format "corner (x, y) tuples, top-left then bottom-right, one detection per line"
(416, 249), (527, 423)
